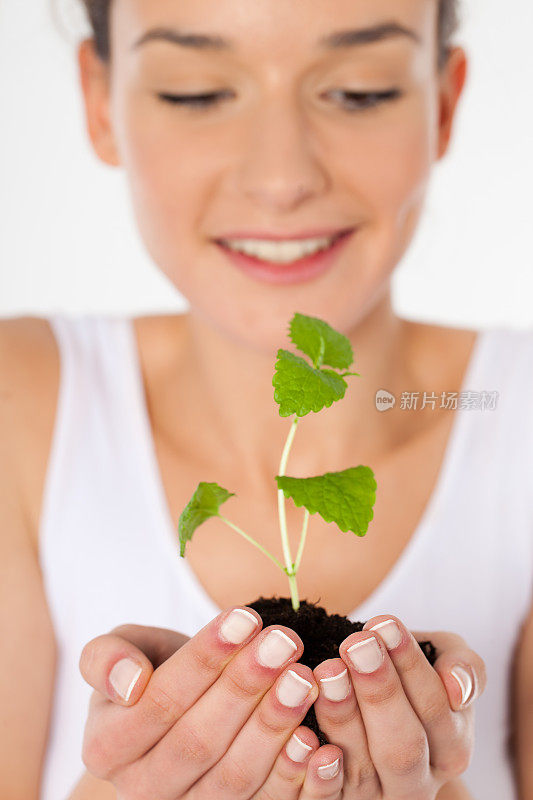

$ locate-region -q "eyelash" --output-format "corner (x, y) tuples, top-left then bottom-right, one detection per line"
(157, 90), (233, 108)
(330, 88), (402, 111)
(156, 88), (402, 112)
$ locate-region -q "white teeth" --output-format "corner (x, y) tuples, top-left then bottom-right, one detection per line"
(221, 235), (338, 263)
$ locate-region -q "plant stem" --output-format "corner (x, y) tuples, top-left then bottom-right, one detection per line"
(218, 515), (286, 574)
(286, 572), (300, 612)
(294, 508), (309, 573)
(278, 417), (300, 611)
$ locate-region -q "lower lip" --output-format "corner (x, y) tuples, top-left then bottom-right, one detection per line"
(214, 229), (355, 285)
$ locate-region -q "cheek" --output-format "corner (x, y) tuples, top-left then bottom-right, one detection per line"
(113, 93), (221, 246)
(333, 90), (438, 222)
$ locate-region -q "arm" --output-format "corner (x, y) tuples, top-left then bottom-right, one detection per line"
(510, 598), (533, 800)
(0, 319), (58, 799)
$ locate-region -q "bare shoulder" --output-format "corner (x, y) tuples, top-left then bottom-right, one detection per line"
(0, 314), (59, 395)
(0, 316), (60, 553)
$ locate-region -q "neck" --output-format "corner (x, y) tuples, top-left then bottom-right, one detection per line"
(170, 290), (416, 495)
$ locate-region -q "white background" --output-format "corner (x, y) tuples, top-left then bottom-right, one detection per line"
(0, 0), (531, 328)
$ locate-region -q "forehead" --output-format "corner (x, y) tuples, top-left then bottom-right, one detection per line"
(112, 0), (437, 58)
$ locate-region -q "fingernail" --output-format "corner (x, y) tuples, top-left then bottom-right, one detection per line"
(347, 637), (383, 673)
(286, 732), (313, 762)
(368, 619), (402, 649)
(319, 668), (351, 701)
(451, 665), (475, 706)
(318, 757), (341, 779)
(109, 658), (142, 701)
(257, 629), (297, 668)
(220, 608), (259, 644)
(277, 669), (313, 707)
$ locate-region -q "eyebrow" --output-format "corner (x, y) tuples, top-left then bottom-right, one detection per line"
(131, 21), (421, 52)
(320, 22), (421, 49)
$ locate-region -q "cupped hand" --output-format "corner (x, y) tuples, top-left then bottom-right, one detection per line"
(311, 614), (487, 798)
(78, 608), (344, 799)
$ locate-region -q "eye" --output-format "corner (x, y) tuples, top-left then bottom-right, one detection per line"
(328, 88), (402, 111)
(156, 91), (232, 108)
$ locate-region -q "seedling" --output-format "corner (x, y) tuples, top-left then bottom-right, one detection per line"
(178, 312), (377, 612)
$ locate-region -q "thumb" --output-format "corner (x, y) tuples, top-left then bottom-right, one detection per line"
(79, 623), (190, 705)
(412, 629), (487, 711)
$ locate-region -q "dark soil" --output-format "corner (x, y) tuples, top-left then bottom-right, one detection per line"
(246, 596), (436, 746)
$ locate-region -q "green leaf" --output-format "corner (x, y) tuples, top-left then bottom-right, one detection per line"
(178, 482), (235, 557)
(276, 466), (377, 535)
(289, 312), (354, 369)
(273, 349), (348, 417)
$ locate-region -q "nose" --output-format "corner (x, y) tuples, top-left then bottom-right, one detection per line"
(235, 96), (328, 213)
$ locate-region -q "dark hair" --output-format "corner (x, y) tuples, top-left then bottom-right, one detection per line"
(82, 0), (460, 69)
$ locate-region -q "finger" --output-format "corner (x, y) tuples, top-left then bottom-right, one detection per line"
(192, 665), (319, 799)
(125, 624), (305, 799)
(312, 658), (380, 796)
(79, 624), (190, 706)
(363, 616), (475, 781)
(410, 629), (487, 711)
(298, 744), (344, 800)
(253, 726), (319, 800)
(253, 725), (319, 800)
(339, 630), (432, 797)
(81, 606), (263, 779)
(110, 623), (191, 669)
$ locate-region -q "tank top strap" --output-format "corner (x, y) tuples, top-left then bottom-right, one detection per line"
(39, 314), (150, 566)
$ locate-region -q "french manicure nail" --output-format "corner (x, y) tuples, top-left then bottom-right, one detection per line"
(286, 733), (313, 762)
(109, 658), (142, 701)
(277, 670), (313, 707)
(368, 619), (402, 649)
(318, 757), (341, 779)
(347, 637), (383, 673)
(451, 665), (475, 706)
(257, 629), (297, 668)
(319, 668), (351, 701)
(220, 608), (259, 644)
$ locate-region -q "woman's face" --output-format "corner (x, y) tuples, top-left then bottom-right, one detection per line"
(85, 0), (465, 349)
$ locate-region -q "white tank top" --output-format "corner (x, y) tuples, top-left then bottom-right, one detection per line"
(38, 314), (533, 800)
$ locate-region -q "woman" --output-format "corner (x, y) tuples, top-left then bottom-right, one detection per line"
(1, 0), (531, 797)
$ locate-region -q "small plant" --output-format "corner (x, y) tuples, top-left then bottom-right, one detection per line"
(178, 312), (377, 612)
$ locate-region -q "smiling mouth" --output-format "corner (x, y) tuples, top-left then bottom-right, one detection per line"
(215, 229), (353, 265)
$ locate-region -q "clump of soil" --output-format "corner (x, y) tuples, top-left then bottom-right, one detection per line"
(246, 596), (436, 746)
